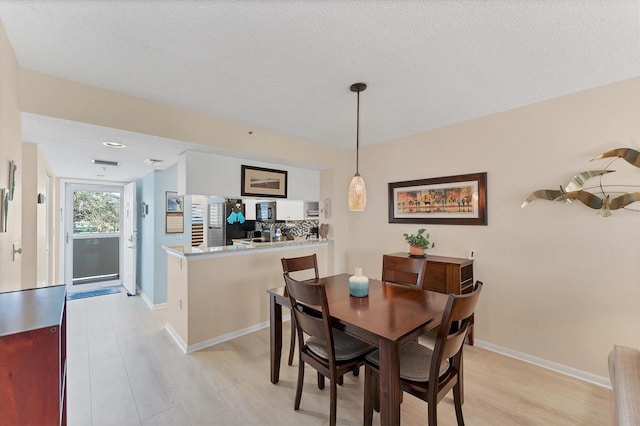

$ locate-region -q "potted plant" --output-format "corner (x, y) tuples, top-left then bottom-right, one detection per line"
(403, 228), (434, 256)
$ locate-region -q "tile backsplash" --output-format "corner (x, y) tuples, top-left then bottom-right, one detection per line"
(256, 219), (319, 237)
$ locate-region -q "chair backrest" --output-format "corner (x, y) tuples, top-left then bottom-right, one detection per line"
(381, 254), (427, 288)
(281, 254), (320, 281)
(283, 273), (335, 362)
(431, 281), (483, 380)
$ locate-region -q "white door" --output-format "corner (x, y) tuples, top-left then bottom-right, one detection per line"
(122, 182), (137, 296)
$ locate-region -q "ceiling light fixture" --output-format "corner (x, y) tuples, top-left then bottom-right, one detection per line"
(348, 82), (367, 211)
(92, 159), (119, 166)
(103, 141), (126, 148)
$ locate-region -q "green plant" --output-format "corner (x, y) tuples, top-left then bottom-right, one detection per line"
(403, 228), (434, 249)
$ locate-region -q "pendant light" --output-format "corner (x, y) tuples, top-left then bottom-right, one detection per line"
(348, 82), (367, 211)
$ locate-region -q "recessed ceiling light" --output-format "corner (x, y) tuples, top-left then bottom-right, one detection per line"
(103, 142), (126, 148)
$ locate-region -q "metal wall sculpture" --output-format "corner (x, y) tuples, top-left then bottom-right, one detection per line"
(522, 147), (640, 217)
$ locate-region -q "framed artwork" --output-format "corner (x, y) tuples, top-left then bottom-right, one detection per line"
(241, 165), (288, 198)
(166, 191), (184, 233)
(388, 172), (487, 225)
(166, 192), (183, 213)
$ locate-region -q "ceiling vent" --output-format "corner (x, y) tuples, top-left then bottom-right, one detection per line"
(92, 159), (119, 166)
(144, 158), (164, 165)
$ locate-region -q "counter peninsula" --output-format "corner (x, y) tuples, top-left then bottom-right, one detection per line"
(164, 239), (329, 352)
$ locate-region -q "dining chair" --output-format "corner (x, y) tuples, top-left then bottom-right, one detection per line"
(381, 254), (428, 287)
(281, 254), (320, 366)
(283, 272), (375, 426)
(363, 281), (483, 426)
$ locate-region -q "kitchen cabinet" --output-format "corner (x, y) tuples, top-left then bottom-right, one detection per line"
(0, 285), (67, 425)
(244, 199), (257, 220)
(276, 200), (304, 220)
(304, 201), (320, 219)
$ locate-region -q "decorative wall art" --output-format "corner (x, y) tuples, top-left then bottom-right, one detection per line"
(241, 165), (288, 198)
(388, 172), (488, 225)
(521, 147), (640, 217)
(166, 191), (184, 233)
(0, 188), (7, 233)
(8, 160), (16, 201)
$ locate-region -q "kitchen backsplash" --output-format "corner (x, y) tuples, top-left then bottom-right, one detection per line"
(256, 219), (319, 237)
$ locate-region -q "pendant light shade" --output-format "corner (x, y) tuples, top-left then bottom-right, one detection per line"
(348, 82), (367, 211)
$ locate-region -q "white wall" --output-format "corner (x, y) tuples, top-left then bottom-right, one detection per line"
(178, 150), (320, 200)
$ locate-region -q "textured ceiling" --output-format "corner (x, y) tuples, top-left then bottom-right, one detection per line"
(1, 0), (638, 182)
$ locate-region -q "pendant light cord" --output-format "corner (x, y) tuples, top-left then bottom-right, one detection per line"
(356, 89), (360, 174)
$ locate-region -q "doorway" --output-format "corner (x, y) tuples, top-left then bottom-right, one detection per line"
(63, 183), (123, 290)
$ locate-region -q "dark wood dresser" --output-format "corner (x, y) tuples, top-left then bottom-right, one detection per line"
(0, 285), (67, 425)
(386, 252), (475, 343)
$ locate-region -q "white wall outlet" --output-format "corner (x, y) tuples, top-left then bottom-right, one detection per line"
(178, 298), (182, 310)
(468, 250), (475, 260)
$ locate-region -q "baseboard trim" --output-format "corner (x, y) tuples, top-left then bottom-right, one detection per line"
(165, 313), (292, 354)
(474, 339), (611, 388)
(139, 291), (168, 310)
(165, 324), (188, 354)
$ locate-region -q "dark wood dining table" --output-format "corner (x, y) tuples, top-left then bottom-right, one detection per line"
(268, 273), (450, 425)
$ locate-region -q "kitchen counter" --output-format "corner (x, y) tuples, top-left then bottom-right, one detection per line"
(164, 238), (327, 259)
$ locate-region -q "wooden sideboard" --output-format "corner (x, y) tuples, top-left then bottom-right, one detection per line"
(386, 252), (475, 343)
(0, 285), (67, 425)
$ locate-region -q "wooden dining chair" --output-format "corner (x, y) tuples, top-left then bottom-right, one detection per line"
(283, 272), (375, 426)
(363, 281), (483, 426)
(381, 254), (428, 287)
(281, 254), (320, 366)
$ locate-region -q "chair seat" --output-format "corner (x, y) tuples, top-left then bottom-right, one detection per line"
(366, 341), (449, 382)
(307, 331), (375, 361)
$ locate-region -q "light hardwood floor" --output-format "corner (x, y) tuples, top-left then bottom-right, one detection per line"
(67, 292), (610, 425)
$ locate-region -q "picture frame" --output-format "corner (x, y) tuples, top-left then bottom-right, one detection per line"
(166, 191), (183, 213)
(241, 165), (288, 198)
(388, 172), (487, 225)
(165, 191), (184, 233)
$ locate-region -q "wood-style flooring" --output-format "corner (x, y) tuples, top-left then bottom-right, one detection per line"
(67, 292), (610, 425)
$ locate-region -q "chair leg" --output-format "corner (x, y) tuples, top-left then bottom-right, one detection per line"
(453, 380), (465, 426)
(294, 360), (305, 410)
(287, 314), (296, 366)
(428, 396), (438, 426)
(353, 365), (360, 376)
(337, 375), (344, 386)
(317, 371), (325, 389)
(329, 377), (337, 426)
(363, 365), (375, 426)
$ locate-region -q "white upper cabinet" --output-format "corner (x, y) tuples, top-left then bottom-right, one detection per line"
(244, 199), (257, 220)
(276, 200), (305, 220)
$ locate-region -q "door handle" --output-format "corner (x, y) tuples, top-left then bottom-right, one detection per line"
(66, 232), (69, 244)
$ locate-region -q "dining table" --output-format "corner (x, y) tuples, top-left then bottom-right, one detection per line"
(268, 273), (451, 425)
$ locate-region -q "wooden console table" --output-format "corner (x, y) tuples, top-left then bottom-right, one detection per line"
(0, 285), (67, 425)
(386, 252), (475, 343)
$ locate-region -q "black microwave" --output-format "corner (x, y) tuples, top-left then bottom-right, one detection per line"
(256, 202), (276, 221)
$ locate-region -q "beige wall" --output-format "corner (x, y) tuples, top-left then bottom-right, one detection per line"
(0, 23), (22, 291)
(348, 78), (640, 378)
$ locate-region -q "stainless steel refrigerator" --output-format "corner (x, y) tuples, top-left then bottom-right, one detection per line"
(207, 200), (255, 247)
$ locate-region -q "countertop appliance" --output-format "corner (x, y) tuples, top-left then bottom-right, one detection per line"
(256, 201), (276, 222)
(207, 200), (256, 246)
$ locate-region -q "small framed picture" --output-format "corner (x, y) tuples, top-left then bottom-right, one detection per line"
(166, 192), (183, 213)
